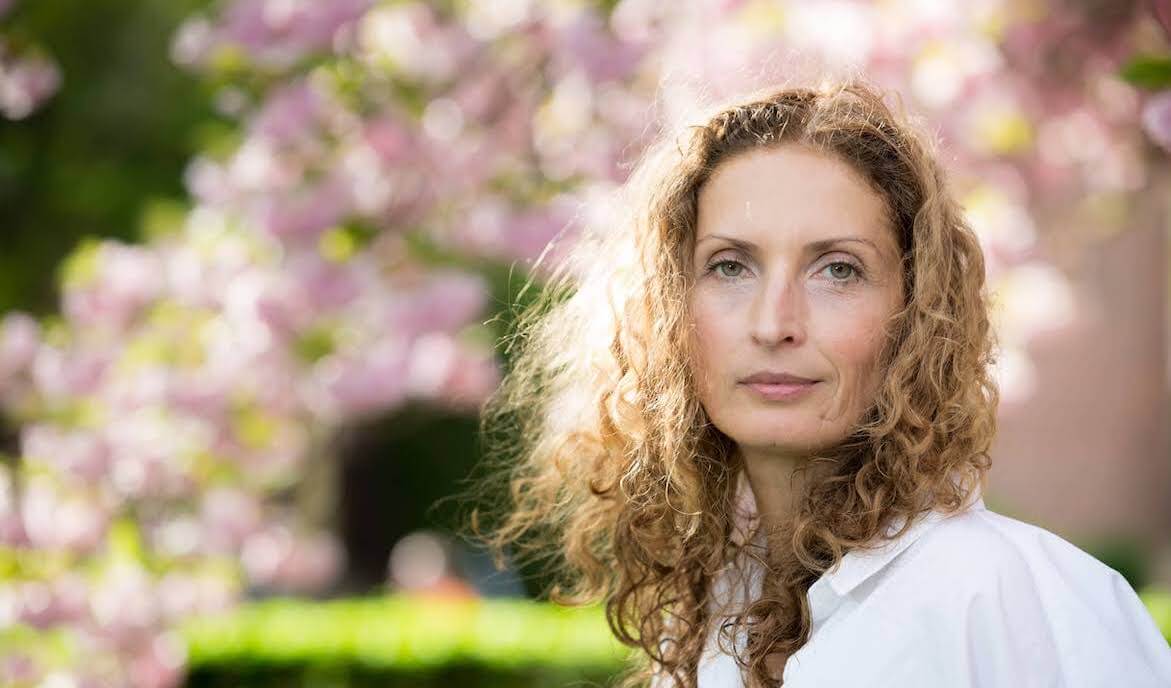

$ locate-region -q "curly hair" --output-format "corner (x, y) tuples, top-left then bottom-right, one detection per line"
(467, 76), (998, 687)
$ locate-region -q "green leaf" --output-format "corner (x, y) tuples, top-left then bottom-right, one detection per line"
(1119, 55), (1171, 90)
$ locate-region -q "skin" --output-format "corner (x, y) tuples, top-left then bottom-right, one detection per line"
(687, 143), (906, 536)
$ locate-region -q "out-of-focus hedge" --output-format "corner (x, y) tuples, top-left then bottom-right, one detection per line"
(181, 594), (634, 688)
(1143, 587), (1171, 644)
(182, 589), (1171, 687)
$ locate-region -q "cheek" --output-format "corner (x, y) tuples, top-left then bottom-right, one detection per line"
(818, 298), (894, 395)
(687, 293), (736, 394)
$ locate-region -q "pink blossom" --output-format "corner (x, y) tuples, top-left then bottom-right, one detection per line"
(357, 3), (472, 85)
(22, 424), (111, 483)
(252, 173), (353, 241)
(610, 0), (674, 43)
(200, 486), (264, 553)
(15, 573), (90, 628)
(252, 80), (326, 146)
(163, 369), (233, 418)
(225, 137), (304, 195)
(450, 67), (509, 123)
(455, 197), (575, 263)
(0, 311), (39, 380)
(183, 160), (236, 207)
(0, 312), (40, 408)
(63, 243), (164, 331)
(310, 340), (410, 418)
(274, 532), (344, 592)
(102, 412), (207, 500)
(404, 331), (460, 399)
(552, 9), (647, 84)
(157, 570), (239, 620)
(170, 16), (215, 67)
(242, 526), (342, 592)
(1141, 90), (1171, 153)
(362, 115), (415, 161)
(181, 0), (374, 72)
(253, 276), (317, 338)
(21, 477), (110, 554)
(0, 501), (26, 547)
(126, 632), (187, 688)
(0, 465), (26, 546)
(404, 332), (499, 407)
(418, 128), (499, 198)
(0, 652), (40, 685)
(253, 254), (366, 338)
(30, 343), (109, 400)
(294, 253), (364, 312)
(214, 407), (310, 485)
(384, 270), (488, 335)
(0, 48), (61, 120)
(434, 345), (501, 412)
(89, 564), (163, 647)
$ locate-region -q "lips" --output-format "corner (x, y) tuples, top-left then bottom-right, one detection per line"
(739, 371), (819, 385)
(739, 373), (820, 402)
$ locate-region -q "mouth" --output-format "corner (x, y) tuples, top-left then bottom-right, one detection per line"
(739, 379), (819, 402)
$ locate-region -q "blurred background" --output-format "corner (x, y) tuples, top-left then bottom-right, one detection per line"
(1, 0), (1170, 686)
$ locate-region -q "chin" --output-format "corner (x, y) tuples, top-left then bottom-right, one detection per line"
(727, 428), (827, 455)
(747, 436), (825, 456)
(725, 416), (846, 456)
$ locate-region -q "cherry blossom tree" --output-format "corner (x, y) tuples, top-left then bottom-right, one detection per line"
(1, 0), (1167, 685)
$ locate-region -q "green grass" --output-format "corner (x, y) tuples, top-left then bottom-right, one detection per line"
(182, 594), (632, 673)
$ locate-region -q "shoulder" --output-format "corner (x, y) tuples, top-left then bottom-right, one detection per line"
(908, 506), (1115, 590)
(891, 506), (1171, 685)
(901, 505), (1140, 617)
(781, 505), (1171, 686)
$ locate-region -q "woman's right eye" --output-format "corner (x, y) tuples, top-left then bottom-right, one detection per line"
(708, 259), (746, 279)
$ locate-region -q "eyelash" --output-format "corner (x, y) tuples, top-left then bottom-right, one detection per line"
(704, 258), (866, 284)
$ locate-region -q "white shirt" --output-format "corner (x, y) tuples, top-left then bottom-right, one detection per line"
(689, 477), (1171, 687)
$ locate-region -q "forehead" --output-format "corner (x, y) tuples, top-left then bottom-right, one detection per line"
(696, 144), (895, 249)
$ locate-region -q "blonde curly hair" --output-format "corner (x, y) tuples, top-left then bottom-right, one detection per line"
(468, 77), (998, 687)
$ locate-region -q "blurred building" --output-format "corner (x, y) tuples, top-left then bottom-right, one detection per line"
(989, 162), (1171, 587)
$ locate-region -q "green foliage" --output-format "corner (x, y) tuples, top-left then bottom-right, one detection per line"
(1083, 536), (1151, 591)
(0, 0), (216, 315)
(1141, 587), (1171, 644)
(1119, 55), (1171, 90)
(182, 594), (634, 688)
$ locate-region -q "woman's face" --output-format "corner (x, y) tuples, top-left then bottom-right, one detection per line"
(688, 144), (905, 456)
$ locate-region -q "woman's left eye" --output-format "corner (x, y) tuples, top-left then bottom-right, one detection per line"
(821, 261), (861, 282)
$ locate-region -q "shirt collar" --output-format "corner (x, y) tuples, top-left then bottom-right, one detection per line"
(822, 494), (984, 596)
(731, 471), (987, 597)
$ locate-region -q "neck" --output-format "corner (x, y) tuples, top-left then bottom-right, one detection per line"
(738, 445), (810, 535)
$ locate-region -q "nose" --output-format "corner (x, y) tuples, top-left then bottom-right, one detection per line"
(750, 272), (807, 348)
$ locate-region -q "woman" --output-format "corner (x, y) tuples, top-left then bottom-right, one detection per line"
(469, 79), (1171, 686)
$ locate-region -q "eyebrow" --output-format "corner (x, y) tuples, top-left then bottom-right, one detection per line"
(695, 234), (882, 255)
